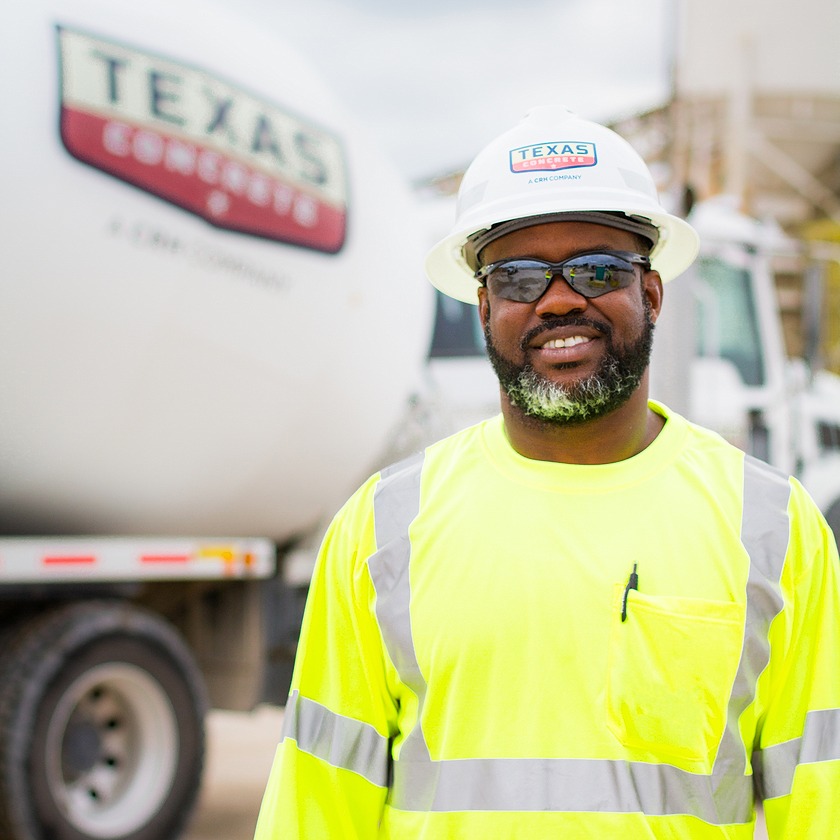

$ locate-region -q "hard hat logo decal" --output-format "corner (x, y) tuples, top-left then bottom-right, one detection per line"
(56, 26), (348, 253)
(509, 142), (597, 173)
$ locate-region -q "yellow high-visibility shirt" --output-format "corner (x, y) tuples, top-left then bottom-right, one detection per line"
(255, 402), (840, 839)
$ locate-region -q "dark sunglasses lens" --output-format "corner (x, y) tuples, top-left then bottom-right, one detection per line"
(485, 261), (551, 302)
(564, 254), (638, 297)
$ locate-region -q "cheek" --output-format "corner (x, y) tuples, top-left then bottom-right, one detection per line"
(486, 300), (526, 346)
(608, 288), (649, 328)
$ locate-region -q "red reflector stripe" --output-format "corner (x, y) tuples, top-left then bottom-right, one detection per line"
(140, 555), (190, 564)
(43, 555), (96, 565)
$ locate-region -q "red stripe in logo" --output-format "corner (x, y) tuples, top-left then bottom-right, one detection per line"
(60, 109), (347, 253)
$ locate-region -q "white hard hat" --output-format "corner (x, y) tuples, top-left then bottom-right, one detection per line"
(425, 105), (700, 303)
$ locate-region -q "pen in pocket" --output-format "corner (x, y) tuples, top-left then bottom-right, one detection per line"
(621, 562), (639, 622)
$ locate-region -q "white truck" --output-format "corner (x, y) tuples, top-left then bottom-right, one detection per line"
(0, 1), (433, 838)
(650, 195), (840, 540)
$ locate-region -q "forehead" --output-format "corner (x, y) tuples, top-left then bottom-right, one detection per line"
(481, 220), (640, 264)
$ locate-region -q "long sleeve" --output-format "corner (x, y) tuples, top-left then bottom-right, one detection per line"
(254, 478), (398, 839)
(756, 480), (840, 838)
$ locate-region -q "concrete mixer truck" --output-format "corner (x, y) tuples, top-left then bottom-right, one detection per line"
(0, 2), (433, 838)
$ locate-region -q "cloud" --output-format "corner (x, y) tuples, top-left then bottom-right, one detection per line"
(231, 0), (671, 179)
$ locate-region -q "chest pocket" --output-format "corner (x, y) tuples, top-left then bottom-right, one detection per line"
(606, 585), (745, 764)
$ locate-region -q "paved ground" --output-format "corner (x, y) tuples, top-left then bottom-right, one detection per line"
(185, 706), (769, 839)
(186, 706), (285, 840)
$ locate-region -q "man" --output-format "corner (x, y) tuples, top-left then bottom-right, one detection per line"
(254, 106), (840, 838)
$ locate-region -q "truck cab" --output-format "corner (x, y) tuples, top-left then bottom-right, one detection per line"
(658, 196), (840, 543)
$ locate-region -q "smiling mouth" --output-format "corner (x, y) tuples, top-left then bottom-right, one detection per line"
(540, 336), (593, 349)
(519, 316), (612, 353)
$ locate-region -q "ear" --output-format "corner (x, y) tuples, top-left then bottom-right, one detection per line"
(643, 271), (664, 323)
(477, 286), (490, 330)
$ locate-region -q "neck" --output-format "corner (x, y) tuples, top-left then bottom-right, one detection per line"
(500, 379), (664, 465)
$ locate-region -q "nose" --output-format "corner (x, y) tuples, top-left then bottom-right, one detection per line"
(533, 273), (588, 318)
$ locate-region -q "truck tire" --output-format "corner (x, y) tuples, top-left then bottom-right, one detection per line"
(0, 600), (207, 840)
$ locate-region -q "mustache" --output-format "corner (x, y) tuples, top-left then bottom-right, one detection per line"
(518, 316), (612, 351)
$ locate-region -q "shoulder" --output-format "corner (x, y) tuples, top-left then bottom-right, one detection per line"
(376, 418), (496, 486)
(785, 475), (839, 574)
(331, 420), (487, 522)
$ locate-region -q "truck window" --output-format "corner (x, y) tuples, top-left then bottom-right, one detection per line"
(695, 257), (765, 387)
(818, 421), (840, 453)
(429, 291), (486, 358)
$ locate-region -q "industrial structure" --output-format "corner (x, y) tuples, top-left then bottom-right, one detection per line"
(612, 0), (840, 371)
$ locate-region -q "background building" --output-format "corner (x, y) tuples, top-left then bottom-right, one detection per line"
(612, 0), (840, 371)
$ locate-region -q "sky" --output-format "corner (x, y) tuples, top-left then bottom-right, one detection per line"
(232, 0), (674, 183)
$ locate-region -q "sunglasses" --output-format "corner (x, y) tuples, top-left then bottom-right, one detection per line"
(475, 250), (651, 302)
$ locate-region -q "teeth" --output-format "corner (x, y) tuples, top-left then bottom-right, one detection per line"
(543, 336), (590, 349)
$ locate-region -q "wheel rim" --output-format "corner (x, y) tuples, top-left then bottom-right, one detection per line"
(43, 662), (180, 837)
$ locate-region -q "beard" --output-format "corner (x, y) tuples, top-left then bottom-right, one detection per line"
(484, 300), (655, 426)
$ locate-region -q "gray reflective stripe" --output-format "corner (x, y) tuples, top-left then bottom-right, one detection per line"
(754, 708), (840, 800)
(712, 455), (790, 780)
(282, 689), (390, 787)
(369, 451), (429, 762)
(368, 448), (793, 822)
(391, 757), (753, 819)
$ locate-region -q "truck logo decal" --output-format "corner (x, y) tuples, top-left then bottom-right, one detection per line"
(56, 26), (348, 253)
(509, 142), (597, 173)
